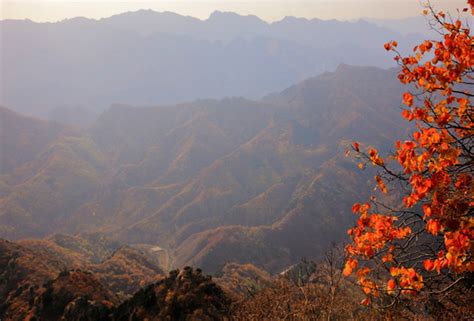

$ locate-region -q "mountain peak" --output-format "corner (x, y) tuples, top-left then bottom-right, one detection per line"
(209, 10), (238, 18)
(281, 16), (309, 22)
(60, 16), (95, 25)
(334, 63), (391, 74)
(208, 10), (265, 24)
(334, 63), (359, 72)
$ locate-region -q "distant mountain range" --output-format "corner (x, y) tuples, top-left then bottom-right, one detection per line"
(0, 64), (409, 274)
(0, 10), (422, 120)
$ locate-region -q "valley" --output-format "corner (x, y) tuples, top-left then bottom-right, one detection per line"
(0, 64), (407, 274)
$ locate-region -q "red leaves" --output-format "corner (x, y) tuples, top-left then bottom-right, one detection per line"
(417, 41), (434, 56)
(384, 41), (398, 51)
(352, 141), (360, 152)
(424, 259), (435, 271)
(375, 175), (388, 193)
(343, 258), (358, 276)
(402, 109), (413, 121)
(345, 3), (474, 304)
(422, 227), (474, 275)
(386, 279), (396, 294)
(389, 267), (424, 295)
(413, 131), (421, 141)
(455, 174), (472, 189)
(426, 219), (441, 235)
(360, 298), (370, 306)
(410, 175), (433, 197)
(368, 148), (384, 166)
(422, 204), (432, 217)
(352, 203), (361, 213)
(347, 207), (411, 263)
(403, 92), (414, 107)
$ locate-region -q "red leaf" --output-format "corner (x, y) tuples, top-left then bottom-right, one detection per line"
(353, 141), (360, 152)
(424, 259), (435, 271)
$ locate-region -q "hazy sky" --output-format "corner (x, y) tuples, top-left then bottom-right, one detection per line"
(0, 0), (468, 22)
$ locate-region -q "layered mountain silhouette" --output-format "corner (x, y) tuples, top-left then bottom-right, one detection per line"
(0, 65), (409, 274)
(0, 10), (421, 119)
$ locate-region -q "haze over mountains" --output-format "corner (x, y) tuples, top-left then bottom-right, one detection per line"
(0, 6), (435, 318)
(1, 10), (422, 123)
(0, 5), (422, 288)
(0, 64), (409, 275)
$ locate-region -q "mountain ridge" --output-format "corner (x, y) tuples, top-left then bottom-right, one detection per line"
(0, 11), (421, 119)
(0, 64), (407, 274)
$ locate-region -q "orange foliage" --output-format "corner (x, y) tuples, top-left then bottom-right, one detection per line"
(345, 1), (474, 305)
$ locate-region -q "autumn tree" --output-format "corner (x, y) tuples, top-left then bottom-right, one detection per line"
(344, 0), (473, 313)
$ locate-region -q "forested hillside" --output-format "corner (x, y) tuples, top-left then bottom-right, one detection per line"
(0, 65), (407, 273)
